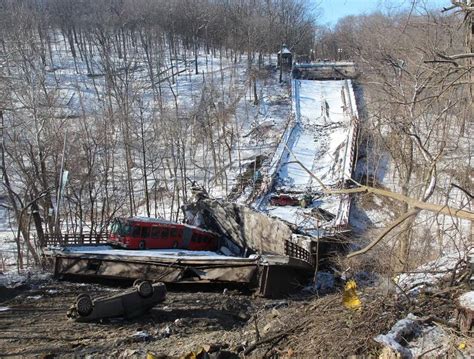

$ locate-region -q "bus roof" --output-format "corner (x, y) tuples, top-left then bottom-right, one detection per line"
(120, 216), (217, 236)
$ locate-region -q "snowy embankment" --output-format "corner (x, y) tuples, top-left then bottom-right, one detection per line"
(260, 78), (359, 235)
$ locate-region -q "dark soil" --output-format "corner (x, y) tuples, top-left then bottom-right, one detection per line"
(1, 276), (468, 358)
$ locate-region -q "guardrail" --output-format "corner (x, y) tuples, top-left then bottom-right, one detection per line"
(44, 233), (108, 247)
(285, 240), (314, 266)
(334, 79), (360, 228)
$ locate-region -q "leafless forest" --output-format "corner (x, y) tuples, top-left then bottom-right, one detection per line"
(327, 3), (473, 271)
(0, 1), (473, 358)
(0, 0), (315, 261)
(0, 0), (472, 277)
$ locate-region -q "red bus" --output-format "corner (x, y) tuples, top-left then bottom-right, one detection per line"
(108, 217), (219, 250)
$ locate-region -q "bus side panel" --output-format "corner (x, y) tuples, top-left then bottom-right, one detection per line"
(182, 226), (193, 248)
(148, 225), (161, 248)
(209, 233), (219, 250)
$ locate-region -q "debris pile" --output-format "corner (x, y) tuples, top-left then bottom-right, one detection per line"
(373, 251), (473, 358)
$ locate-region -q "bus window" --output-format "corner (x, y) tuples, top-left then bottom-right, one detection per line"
(110, 219), (131, 235)
(171, 228), (177, 237)
(151, 227), (160, 238)
(162, 229), (169, 238)
(141, 226), (150, 238)
(132, 225), (141, 237)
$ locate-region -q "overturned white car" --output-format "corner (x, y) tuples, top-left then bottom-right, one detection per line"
(67, 280), (166, 322)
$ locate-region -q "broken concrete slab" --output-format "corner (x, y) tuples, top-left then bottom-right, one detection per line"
(184, 196), (293, 257)
(46, 195), (315, 297)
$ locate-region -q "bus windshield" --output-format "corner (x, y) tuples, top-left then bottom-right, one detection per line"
(110, 219), (131, 235)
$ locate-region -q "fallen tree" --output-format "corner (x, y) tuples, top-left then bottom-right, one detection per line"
(285, 146), (473, 259)
(285, 156), (473, 222)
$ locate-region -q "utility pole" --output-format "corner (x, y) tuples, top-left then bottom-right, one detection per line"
(54, 131), (68, 243)
(279, 43), (283, 83)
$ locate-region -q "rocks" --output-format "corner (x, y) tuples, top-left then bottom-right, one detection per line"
(117, 349), (147, 358)
(374, 314), (420, 358)
(1, 279), (266, 358)
(176, 344), (238, 359)
(263, 300), (289, 310)
(131, 330), (153, 342)
(262, 322), (274, 334)
(159, 325), (172, 338)
(174, 318), (184, 326)
(375, 314), (452, 358)
(236, 311), (250, 321)
(201, 343), (228, 353)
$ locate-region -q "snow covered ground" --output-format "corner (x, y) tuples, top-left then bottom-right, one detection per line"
(1, 32), (294, 260)
(396, 251), (467, 296)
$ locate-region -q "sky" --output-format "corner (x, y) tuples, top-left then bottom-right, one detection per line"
(317, 0), (451, 26)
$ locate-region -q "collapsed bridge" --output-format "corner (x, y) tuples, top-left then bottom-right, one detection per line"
(255, 62), (360, 246)
(46, 62), (361, 297)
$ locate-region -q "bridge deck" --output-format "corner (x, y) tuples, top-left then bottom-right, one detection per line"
(45, 245), (313, 297)
(260, 74), (359, 236)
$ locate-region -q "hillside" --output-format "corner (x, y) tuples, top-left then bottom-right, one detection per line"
(0, 1), (473, 358)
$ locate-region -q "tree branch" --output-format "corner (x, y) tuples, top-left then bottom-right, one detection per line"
(285, 146), (474, 221)
(347, 209), (420, 258)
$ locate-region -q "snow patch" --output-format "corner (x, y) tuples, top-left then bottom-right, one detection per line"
(396, 252), (465, 295)
(459, 291), (474, 309)
(375, 314), (450, 358)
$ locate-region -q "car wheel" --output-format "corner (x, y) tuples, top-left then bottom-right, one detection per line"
(137, 280), (154, 298)
(138, 240), (146, 250)
(76, 295), (93, 317)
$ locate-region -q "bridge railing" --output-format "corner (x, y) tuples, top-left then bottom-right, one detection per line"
(44, 233), (108, 247)
(285, 240), (314, 266)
